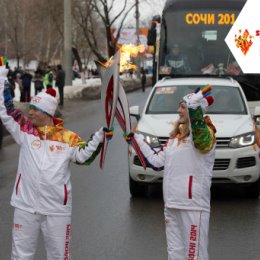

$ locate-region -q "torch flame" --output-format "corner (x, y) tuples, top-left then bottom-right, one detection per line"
(120, 44), (145, 72)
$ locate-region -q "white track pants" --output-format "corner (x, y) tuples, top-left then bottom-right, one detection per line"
(11, 208), (71, 260)
(164, 208), (210, 260)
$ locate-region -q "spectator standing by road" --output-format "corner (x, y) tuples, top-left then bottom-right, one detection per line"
(14, 68), (24, 102)
(0, 64), (111, 259)
(34, 68), (44, 95)
(6, 63), (16, 98)
(0, 78), (12, 149)
(128, 86), (216, 260)
(44, 66), (54, 89)
(55, 64), (65, 107)
(20, 70), (33, 102)
(141, 67), (146, 92)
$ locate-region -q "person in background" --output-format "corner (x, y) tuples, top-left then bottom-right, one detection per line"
(0, 77), (12, 149)
(165, 43), (192, 74)
(55, 64), (65, 107)
(126, 86), (216, 260)
(34, 67), (44, 95)
(44, 66), (54, 89)
(0, 64), (112, 259)
(14, 68), (24, 102)
(6, 63), (16, 98)
(20, 70), (33, 102)
(141, 67), (147, 92)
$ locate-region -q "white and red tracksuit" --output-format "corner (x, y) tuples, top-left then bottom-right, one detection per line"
(0, 79), (103, 260)
(134, 109), (216, 260)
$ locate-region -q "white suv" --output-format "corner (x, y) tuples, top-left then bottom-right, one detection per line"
(128, 77), (260, 198)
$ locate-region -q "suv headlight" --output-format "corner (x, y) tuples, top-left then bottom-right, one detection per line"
(138, 132), (160, 148)
(229, 132), (256, 148)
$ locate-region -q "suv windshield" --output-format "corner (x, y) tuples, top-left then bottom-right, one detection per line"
(146, 85), (247, 115)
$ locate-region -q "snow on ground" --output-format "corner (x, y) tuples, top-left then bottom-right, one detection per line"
(64, 78), (101, 99)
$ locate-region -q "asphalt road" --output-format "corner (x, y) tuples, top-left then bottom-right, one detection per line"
(1, 87), (260, 260)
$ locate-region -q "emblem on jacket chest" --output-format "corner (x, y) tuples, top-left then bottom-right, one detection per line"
(31, 140), (41, 150)
(49, 144), (66, 152)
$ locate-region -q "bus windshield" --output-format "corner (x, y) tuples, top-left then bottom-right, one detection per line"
(159, 9), (241, 77)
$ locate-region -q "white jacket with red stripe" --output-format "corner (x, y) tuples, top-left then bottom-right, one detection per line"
(0, 79), (103, 216)
(134, 112), (216, 212)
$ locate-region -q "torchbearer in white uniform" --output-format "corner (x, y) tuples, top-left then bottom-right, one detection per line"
(0, 61), (112, 260)
(127, 85), (216, 260)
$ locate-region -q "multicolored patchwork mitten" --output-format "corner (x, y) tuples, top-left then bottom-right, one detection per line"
(183, 85), (214, 110)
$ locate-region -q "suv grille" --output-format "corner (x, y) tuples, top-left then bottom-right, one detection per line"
(213, 159), (230, 170)
(135, 156), (231, 171)
(216, 137), (230, 148)
(236, 157), (256, 168)
(134, 156), (230, 171)
(134, 156), (256, 171)
(159, 137), (232, 148)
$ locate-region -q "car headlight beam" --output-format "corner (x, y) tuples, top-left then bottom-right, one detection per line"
(229, 132), (256, 148)
(138, 132), (160, 148)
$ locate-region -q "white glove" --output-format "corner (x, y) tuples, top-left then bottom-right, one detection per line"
(93, 127), (105, 143)
(183, 85), (213, 109)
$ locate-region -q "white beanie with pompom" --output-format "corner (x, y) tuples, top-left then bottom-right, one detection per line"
(30, 92), (58, 117)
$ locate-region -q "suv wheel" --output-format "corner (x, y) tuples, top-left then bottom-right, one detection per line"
(245, 178), (260, 198)
(129, 175), (148, 197)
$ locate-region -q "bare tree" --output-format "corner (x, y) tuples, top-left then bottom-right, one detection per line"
(92, 0), (137, 58)
(0, 0), (163, 68)
(2, 0), (24, 67)
(73, 0), (106, 63)
(73, 0), (136, 62)
(1, 0), (64, 67)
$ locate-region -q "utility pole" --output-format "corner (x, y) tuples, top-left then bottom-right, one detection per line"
(135, 0), (141, 78)
(136, 0), (140, 46)
(64, 0), (73, 85)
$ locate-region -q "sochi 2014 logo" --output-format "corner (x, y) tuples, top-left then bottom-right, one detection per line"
(234, 29), (254, 55)
(225, 0), (260, 73)
(31, 96), (42, 104)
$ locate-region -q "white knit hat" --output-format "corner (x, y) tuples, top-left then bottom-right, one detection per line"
(30, 92), (58, 117)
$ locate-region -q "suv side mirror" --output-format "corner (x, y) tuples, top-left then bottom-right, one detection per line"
(130, 106), (140, 121)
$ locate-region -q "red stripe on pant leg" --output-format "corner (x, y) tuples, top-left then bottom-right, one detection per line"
(64, 184), (68, 205)
(16, 174), (21, 195)
(188, 176), (193, 199)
